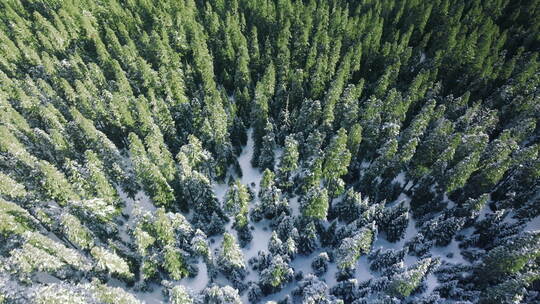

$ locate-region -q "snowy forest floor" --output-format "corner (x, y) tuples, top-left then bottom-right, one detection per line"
(122, 129), (538, 303)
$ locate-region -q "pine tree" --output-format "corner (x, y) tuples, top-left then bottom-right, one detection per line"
(258, 121), (276, 170)
(128, 133), (175, 207)
(477, 231), (540, 284)
(38, 160), (80, 205)
(0, 0), (539, 301)
(276, 135), (299, 190)
(333, 188), (369, 223)
(311, 252), (330, 275)
(259, 255), (293, 294)
(336, 225), (375, 271)
(201, 285), (242, 304)
(0, 172), (26, 200)
(83, 150), (118, 203)
(386, 258), (437, 298)
(224, 180), (251, 245)
(252, 63), (276, 165)
(443, 151), (481, 194)
(322, 128), (351, 198)
(300, 187), (329, 220)
(217, 233), (246, 287)
(380, 202), (410, 243)
(168, 285), (194, 304)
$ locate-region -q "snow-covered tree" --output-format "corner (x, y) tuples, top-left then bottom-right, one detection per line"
(311, 252), (330, 275)
(386, 258), (439, 298)
(168, 285), (193, 304)
(277, 136), (299, 190)
(259, 254), (294, 294)
(336, 226), (375, 271)
(333, 188), (369, 223)
(224, 180), (251, 244)
(322, 128), (351, 198)
(200, 285), (242, 304)
(300, 187), (329, 220)
(258, 121), (277, 170)
(294, 274), (335, 304)
(217, 233), (246, 287)
(91, 246), (133, 280)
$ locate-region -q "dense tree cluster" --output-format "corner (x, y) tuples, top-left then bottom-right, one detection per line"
(0, 0), (539, 303)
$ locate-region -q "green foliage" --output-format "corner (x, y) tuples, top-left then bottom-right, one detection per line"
(322, 128), (351, 197)
(0, 0), (538, 301)
(301, 187), (329, 220)
(37, 160), (79, 204)
(336, 226), (374, 270)
(0, 172), (26, 199)
(478, 232), (540, 282)
(163, 245), (189, 280)
(133, 225), (155, 256)
(9, 232), (91, 275)
(277, 136), (299, 190)
(259, 255), (293, 291)
(129, 132), (175, 207)
(83, 150), (118, 202)
(61, 213), (94, 249)
(480, 272), (540, 304)
(218, 233), (246, 271)
(386, 258), (435, 298)
(225, 180), (250, 229)
(91, 246), (133, 280)
(0, 199), (35, 236)
(169, 285), (193, 304)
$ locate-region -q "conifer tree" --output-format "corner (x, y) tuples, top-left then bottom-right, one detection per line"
(322, 128), (351, 198)
(300, 187), (329, 220)
(129, 133), (175, 207)
(276, 135), (299, 190)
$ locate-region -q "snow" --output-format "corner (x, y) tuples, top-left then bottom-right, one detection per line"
(403, 255), (419, 267)
(373, 197), (418, 251)
(288, 196), (301, 216)
(176, 259), (209, 293)
(211, 128), (271, 261)
(424, 273), (438, 294)
(274, 148), (284, 172)
(430, 238), (467, 265)
(477, 194), (493, 221)
(392, 172), (407, 187)
(443, 194), (455, 209)
(244, 222), (274, 262)
(525, 216), (540, 232)
(34, 272), (61, 284)
(323, 262), (339, 286)
(134, 284), (165, 304)
(205, 129), (268, 290)
(238, 129), (263, 194)
(117, 127), (473, 302)
(212, 182), (229, 202)
(117, 188), (156, 244)
(355, 256), (374, 281)
(359, 161), (370, 169)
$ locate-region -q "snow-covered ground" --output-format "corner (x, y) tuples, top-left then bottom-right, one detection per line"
(176, 259), (209, 292)
(525, 215), (540, 232)
(123, 129), (474, 303)
(431, 238), (467, 265)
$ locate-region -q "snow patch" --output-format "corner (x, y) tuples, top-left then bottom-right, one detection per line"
(430, 238), (467, 265)
(525, 216), (540, 232)
(176, 259), (209, 293)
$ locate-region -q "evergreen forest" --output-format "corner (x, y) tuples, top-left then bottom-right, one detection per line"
(0, 0), (539, 303)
